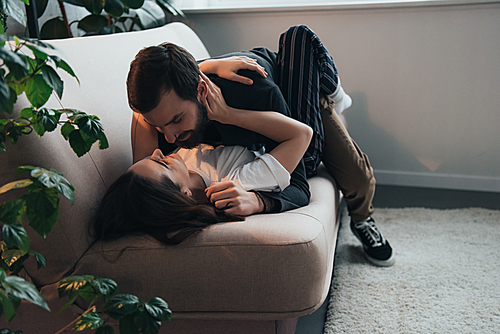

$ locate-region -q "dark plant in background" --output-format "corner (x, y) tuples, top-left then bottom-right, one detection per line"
(0, 0), (185, 38)
(0, 20), (171, 333)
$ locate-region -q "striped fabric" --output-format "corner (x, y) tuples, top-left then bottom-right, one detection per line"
(276, 25), (339, 176)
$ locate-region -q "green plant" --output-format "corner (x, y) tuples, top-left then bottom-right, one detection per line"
(39, 0), (185, 39)
(0, 22), (171, 333)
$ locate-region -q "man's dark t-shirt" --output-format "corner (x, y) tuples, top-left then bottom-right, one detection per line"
(158, 48), (310, 212)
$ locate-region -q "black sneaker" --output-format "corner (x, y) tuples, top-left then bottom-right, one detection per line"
(350, 217), (395, 267)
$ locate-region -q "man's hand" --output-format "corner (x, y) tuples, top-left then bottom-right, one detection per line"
(198, 56), (267, 85)
(205, 181), (264, 216)
(200, 72), (233, 124)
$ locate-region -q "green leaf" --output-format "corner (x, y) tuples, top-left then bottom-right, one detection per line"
(17, 165), (37, 175)
(20, 107), (34, 119)
(56, 182), (75, 204)
(105, 0), (125, 17)
(0, 292), (16, 322)
(135, 1), (165, 29)
(25, 187), (59, 238)
(25, 74), (52, 109)
(2, 275), (50, 311)
(36, 0), (50, 18)
(0, 199), (24, 224)
(144, 297), (171, 321)
(82, 0), (105, 15)
(60, 122), (75, 140)
(1, 249), (27, 267)
(54, 58), (79, 84)
(29, 250), (47, 269)
(2, 223), (30, 252)
(5, 252), (29, 276)
(32, 108), (60, 136)
(0, 180), (32, 195)
(0, 44), (30, 73)
(23, 38), (57, 50)
(98, 132), (109, 150)
(6, 73), (26, 98)
(0, 76), (11, 112)
(139, 310), (161, 334)
(96, 325), (115, 334)
(40, 17), (71, 40)
(3, 0), (26, 26)
(91, 277), (118, 296)
(6, 124), (24, 144)
(68, 129), (91, 157)
(77, 14), (109, 34)
(58, 275), (94, 298)
(121, 0), (143, 9)
(74, 312), (104, 331)
(41, 65), (63, 99)
(25, 43), (49, 62)
(119, 313), (140, 334)
(78, 115), (103, 144)
(103, 294), (140, 320)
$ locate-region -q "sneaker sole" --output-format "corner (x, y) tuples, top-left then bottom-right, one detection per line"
(364, 251), (396, 267)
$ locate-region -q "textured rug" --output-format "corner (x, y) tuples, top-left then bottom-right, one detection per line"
(324, 206), (500, 333)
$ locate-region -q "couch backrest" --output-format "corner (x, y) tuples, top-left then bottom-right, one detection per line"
(0, 23), (210, 286)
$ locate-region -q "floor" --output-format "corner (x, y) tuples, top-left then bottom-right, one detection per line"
(294, 184), (500, 334)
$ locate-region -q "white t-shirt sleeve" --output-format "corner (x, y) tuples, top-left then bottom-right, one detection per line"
(223, 153), (290, 192)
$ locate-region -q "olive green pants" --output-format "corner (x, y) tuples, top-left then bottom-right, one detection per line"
(320, 95), (376, 221)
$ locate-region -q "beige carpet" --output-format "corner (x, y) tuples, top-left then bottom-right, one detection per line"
(324, 206), (500, 333)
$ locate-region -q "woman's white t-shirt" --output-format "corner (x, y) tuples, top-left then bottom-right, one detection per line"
(176, 144), (290, 192)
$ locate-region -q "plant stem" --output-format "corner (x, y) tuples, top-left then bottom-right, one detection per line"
(54, 305), (96, 334)
(57, 1), (73, 38)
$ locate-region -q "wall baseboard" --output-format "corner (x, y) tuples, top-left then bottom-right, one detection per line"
(374, 170), (500, 193)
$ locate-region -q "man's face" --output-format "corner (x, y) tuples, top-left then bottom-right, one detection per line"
(140, 88), (208, 149)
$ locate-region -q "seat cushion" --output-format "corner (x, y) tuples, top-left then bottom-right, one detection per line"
(72, 165), (341, 320)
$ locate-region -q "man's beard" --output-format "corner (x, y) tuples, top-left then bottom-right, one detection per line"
(174, 100), (208, 149)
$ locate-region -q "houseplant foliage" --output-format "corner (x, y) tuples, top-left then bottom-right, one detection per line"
(0, 22), (171, 333)
(0, 0), (185, 38)
(38, 0), (185, 39)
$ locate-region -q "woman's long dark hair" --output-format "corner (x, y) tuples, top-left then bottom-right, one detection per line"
(92, 171), (244, 245)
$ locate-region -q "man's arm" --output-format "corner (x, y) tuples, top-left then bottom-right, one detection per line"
(131, 112), (158, 163)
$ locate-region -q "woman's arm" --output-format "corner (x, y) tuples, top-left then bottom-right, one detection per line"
(200, 72), (313, 175)
(199, 56), (267, 85)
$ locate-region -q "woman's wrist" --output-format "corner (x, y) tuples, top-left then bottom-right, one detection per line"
(198, 59), (216, 75)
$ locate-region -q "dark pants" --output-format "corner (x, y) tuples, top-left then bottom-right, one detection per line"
(276, 25), (375, 220)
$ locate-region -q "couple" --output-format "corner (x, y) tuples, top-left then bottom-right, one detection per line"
(93, 25), (395, 267)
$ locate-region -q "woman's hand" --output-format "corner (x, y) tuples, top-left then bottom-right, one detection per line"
(200, 72), (233, 124)
(205, 181), (264, 216)
(199, 56), (267, 85)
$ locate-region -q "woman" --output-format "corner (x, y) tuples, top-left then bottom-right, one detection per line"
(92, 66), (313, 245)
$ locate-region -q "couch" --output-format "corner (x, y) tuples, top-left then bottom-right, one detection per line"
(0, 22), (342, 334)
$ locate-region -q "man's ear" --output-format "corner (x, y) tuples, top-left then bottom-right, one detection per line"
(197, 75), (208, 101)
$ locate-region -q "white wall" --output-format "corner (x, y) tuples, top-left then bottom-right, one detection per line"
(183, 2), (500, 192)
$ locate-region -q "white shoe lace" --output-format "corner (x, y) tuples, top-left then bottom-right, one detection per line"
(354, 220), (386, 248)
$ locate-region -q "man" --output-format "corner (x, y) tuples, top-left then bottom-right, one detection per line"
(127, 25), (394, 267)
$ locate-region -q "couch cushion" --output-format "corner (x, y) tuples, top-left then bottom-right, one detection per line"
(73, 165), (341, 320)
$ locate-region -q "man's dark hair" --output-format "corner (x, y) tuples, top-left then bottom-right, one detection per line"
(126, 43), (200, 114)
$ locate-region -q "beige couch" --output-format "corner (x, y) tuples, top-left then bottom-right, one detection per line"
(0, 23), (341, 334)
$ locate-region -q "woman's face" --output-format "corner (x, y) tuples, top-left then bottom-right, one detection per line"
(129, 149), (192, 197)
